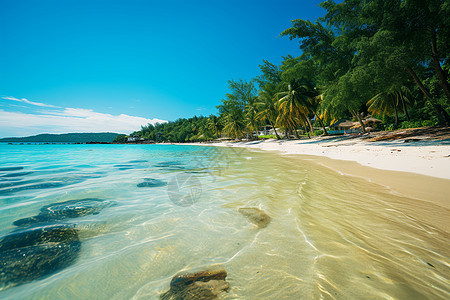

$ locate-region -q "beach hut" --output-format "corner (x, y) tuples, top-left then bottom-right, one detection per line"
(364, 117), (382, 124)
(328, 120), (359, 135)
(351, 117), (382, 132)
(127, 135), (140, 142)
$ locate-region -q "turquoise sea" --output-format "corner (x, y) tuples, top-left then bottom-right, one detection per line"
(0, 144), (449, 299)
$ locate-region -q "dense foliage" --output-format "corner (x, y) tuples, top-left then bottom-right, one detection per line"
(132, 0), (449, 142)
(135, 116), (213, 142)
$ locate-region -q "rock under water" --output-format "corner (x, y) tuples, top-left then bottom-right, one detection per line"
(0, 167), (24, 172)
(161, 268), (229, 300)
(238, 207), (271, 228)
(154, 161), (185, 170)
(137, 178), (167, 188)
(13, 198), (115, 227)
(0, 225), (81, 290)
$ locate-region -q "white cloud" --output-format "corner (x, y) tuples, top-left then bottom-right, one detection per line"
(0, 108), (167, 138)
(2, 96), (60, 108)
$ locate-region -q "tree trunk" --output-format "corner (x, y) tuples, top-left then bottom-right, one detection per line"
(405, 66), (450, 125)
(305, 114), (314, 134)
(293, 128), (300, 139)
(351, 110), (366, 133)
(393, 103), (398, 128)
(268, 118), (281, 140)
(313, 111), (328, 135)
(400, 96), (410, 121)
(431, 29), (450, 101)
(284, 128), (289, 139)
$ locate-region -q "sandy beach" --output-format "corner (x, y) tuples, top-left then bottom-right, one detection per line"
(195, 133), (450, 180)
(186, 132), (450, 221)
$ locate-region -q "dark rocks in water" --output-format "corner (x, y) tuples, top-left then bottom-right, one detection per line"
(154, 161), (183, 167)
(113, 164), (134, 170)
(161, 269), (229, 300)
(13, 198), (115, 227)
(154, 161), (185, 170)
(170, 269), (227, 289)
(137, 178), (167, 188)
(1, 172), (33, 178)
(0, 167), (24, 172)
(0, 225), (81, 290)
(238, 207), (271, 228)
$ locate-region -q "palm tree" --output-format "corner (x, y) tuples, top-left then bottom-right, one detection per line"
(277, 80), (314, 136)
(244, 96), (261, 139)
(308, 93), (328, 135)
(256, 84), (281, 139)
(367, 86), (411, 128)
(222, 109), (245, 139)
(207, 115), (222, 138)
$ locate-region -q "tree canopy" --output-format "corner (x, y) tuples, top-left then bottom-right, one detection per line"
(131, 0), (449, 142)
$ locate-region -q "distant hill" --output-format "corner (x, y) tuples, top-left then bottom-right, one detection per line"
(0, 132), (119, 143)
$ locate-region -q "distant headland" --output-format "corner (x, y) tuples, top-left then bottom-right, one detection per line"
(0, 132), (119, 144)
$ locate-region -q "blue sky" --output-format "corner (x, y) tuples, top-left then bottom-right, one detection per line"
(0, 0), (325, 137)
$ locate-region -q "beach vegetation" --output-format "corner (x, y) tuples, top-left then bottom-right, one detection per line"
(130, 0), (449, 142)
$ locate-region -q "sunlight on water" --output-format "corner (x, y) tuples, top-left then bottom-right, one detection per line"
(0, 144), (448, 299)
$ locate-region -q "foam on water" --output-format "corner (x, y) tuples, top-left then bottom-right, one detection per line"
(0, 143), (449, 299)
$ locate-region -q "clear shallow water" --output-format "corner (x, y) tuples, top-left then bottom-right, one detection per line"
(0, 144), (449, 299)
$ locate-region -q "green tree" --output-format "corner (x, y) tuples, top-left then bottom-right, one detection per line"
(256, 84), (281, 139)
(367, 87), (412, 128)
(217, 79), (257, 139)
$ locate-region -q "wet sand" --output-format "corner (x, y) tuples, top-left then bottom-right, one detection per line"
(203, 137), (450, 179)
(185, 138), (450, 233)
(286, 153), (450, 233)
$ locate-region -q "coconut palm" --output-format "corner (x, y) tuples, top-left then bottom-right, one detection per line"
(207, 115), (222, 138)
(244, 96), (261, 139)
(256, 84), (281, 139)
(367, 86), (411, 128)
(223, 110), (245, 139)
(277, 80), (315, 136)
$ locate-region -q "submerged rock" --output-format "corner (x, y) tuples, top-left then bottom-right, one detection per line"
(154, 161), (183, 167)
(238, 207), (271, 228)
(154, 161), (185, 170)
(137, 178), (167, 188)
(113, 164), (134, 170)
(161, 268), (229, 300)
(0, 167), (24, 172)
(13, 198), (115, 227)
(0, 225), (81, 290)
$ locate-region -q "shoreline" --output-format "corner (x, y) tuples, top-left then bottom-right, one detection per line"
(186, 135), (450, 180)
(184, 136), (450, 231)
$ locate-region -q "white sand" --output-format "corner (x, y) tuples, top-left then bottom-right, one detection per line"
(192, 137), (450, 180)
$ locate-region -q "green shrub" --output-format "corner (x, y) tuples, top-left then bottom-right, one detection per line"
(258, 134), (277, 139)
(313, 130), (324, 136)
(113, 134), (127, 143)
(400, 121), (413, 129)
(421, 120), (435, 127)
